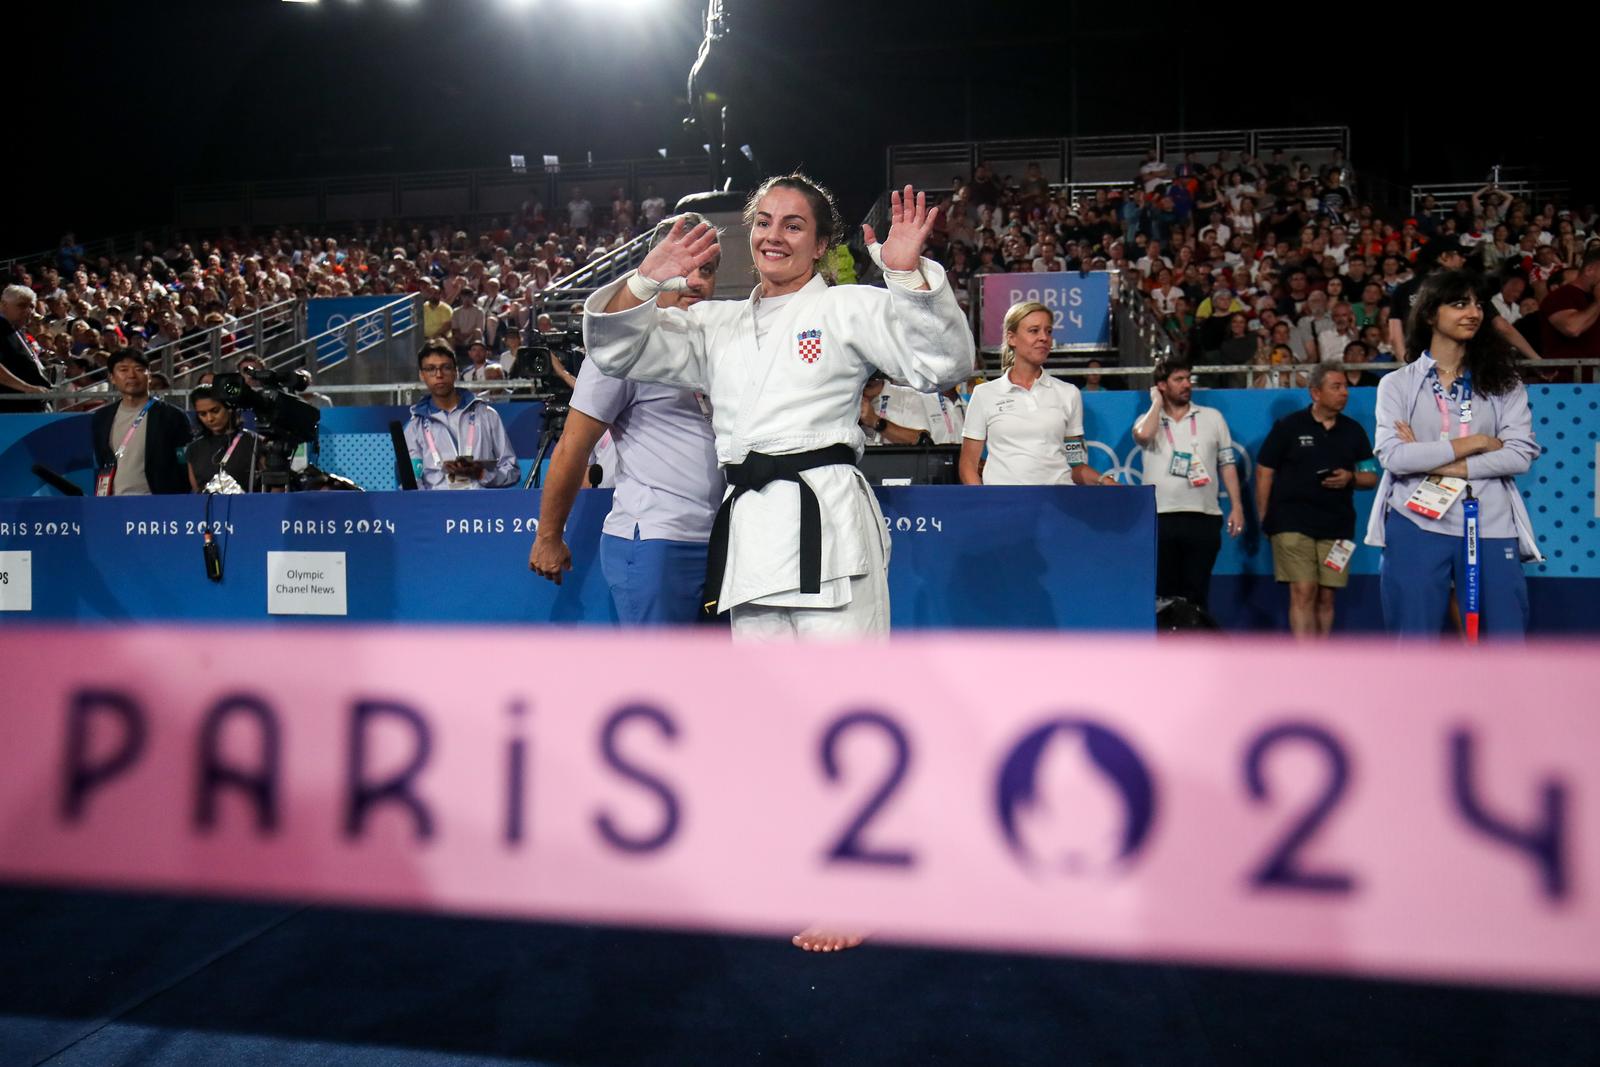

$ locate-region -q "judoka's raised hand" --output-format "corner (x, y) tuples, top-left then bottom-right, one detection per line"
(862, 185), (938, 274)
(638, 217), (719, 284)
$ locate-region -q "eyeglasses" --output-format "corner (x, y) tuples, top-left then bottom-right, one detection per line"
(420, 363), (457, 376)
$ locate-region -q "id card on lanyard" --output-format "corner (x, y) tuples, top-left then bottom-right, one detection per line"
(1404, 367), (1472, 520)
(95, 399), (155, 497)
(1163, 412), (1209, 486)
(421, 410), (479, 488)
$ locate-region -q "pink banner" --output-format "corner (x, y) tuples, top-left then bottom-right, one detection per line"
(2, 627), (1597, 991)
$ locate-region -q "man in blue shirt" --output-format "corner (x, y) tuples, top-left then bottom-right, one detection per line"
(527, 214), (723, 625)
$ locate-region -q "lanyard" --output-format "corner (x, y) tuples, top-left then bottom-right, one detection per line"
(935, 394), (955, 437)
(219, 431), (245, 467)
(420, 408), (478, 464)
(1462, 489), (1481, 643)
(1161, 410), (1199, 450)
(112, 399), (156, 461)
(1428, 365), (1473, 440)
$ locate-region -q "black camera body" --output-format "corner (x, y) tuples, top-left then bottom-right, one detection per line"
(213, 368), (322, 490)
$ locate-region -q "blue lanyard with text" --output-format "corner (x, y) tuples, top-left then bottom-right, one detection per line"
(1462, 487), (1481, 643)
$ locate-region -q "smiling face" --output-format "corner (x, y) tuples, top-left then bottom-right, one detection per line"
(1432, 291), (1483, 343)
(1005, 309), (1053, 370)
(750, 187), (825, 296)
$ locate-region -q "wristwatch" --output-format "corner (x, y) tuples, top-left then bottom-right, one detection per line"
(875, 417), (888, 434)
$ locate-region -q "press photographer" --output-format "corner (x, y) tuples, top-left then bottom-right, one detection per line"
(213, 362), (323, 491)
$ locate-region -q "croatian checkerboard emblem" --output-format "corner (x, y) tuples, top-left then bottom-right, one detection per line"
(797, 328), (822, 363)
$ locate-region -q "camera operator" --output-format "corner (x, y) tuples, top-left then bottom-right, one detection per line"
(188, 384), (260, 493)
(89, 348), (193, 495)
(509, 337), (577, 392)
(403, 339), (520, 489)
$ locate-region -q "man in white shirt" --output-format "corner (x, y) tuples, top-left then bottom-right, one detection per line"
(639, 185), (668, 228)
(567, 188), (594, 234)
(1132, 359), (1245, 612)
(1316, 302), (1360, 362)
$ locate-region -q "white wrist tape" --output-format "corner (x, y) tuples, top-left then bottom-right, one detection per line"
(626, 271), (689, 302)
(865, 241), (926, 290)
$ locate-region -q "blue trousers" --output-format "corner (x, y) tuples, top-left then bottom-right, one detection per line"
(599, 528), (709, 626)
(1380, 509), (1528, 638)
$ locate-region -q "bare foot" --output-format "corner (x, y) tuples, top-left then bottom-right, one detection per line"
(792, 927), (867, 953)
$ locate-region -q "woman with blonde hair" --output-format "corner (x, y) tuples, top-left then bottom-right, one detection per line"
(959, 300), (1118, 486)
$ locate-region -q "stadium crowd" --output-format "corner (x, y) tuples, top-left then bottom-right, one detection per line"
(0, 183), (659, 407)
(926, 149), (1600, 386)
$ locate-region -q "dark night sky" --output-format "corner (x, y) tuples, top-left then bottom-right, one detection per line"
(15, 0), (1589, 252)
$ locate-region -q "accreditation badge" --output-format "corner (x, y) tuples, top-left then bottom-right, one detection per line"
(1322, 539), (1356, 573)
(1186, 456), (1211, 487)
(94, 465), (116, 497)
(1405, 475), (1467, 520)
(1168, 451), (1192, 478)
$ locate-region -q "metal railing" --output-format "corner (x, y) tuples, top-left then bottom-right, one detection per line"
(1410, 177), (1573, 218)
(888, 126), (1349, 189)
(1115, 291), (1177, 375)
(42, 298), (304, 397)
(529, 230), (655, 331)
(275, 295), (421, 386)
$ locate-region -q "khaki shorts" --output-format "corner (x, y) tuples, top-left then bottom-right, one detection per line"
(1270, 532), (1351, 588)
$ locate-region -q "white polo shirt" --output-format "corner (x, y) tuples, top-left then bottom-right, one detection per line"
(1136, 403), (1236, 516)
(964, 370), (1084, 485)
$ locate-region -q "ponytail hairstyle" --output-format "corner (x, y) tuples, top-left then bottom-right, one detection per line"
(1403, 269), (1521, 396)
(743, 172), (844, 284)
(1000, 300), (1052, 372)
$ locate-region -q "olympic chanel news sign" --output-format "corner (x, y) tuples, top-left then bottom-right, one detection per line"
(2, 628), (1595, 992)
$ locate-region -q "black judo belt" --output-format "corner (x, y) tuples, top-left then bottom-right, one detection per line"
(702, 444), (858, 614)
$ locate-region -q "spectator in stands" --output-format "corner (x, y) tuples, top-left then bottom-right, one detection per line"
(1209, 313), (1255, 389)
(449, 289), (486, 359)
(187, 384), (259, 493)
(1133, 358), (1245, 612)
(960, 301), (1116, 486)
(89, 349), (192, 495)
(0, 285), (52, 410)
(639, 185), (668, 229)
(567, 187), (594, 236)
(1388, 239), (1465, 361)
(1369, 271), (1540, 637)
(460, 339), (507, 397)
(1256, 364), (1378, 637)
(1342, 341), (1383, 387)
(1539, 248), (1600, 383)
(1251, 342), (1300, 389)
(1317, 302), (1360, 362)
(403, 339), (520, 490)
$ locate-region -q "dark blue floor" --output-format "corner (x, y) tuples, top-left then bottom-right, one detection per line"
(2, 886), (1597, 1066)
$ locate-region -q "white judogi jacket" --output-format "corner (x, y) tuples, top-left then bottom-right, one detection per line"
(583, 262), (971, 611)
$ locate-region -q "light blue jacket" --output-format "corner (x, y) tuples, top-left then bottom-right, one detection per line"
(1364, 354), (1542, 561)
